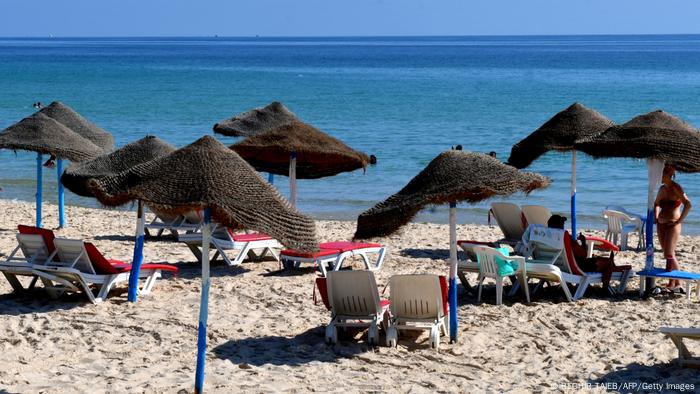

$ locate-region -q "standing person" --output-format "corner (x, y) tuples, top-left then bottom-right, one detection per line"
(654, 164), (692, 290)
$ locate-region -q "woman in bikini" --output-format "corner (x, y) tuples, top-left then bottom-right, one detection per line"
(654, 164), (692, 290)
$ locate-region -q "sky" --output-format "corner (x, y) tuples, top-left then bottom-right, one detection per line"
(1, 0), (698, 37)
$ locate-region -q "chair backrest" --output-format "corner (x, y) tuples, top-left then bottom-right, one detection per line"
(390, 274), (446, 320)
(52, 239), (96, 274)
(472, 245), (510, 278)
(602, 210), (634, 233)
(326, 271), (382, 317)
(521, 205), (552, 227)
(523, 225), (582, 276)
(16, 233), (50, 264)
(18, 225), (56, 255)
(490, 202), (525, 242)
(84, 242), (120, 275)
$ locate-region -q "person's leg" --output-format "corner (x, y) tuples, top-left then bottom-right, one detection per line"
(666, 223), (682, 288)
(658, 223), (674, 287)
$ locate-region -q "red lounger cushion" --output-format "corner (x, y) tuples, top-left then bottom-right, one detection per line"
(439, 275), (449, 315)
(18, 225), (57, 255)
(231, 233), (273, 242)
(85, 242), (178, 275)
(320, 241), (382, 252)
(584, 236), (620, 252)
(282, 247), (343, 259)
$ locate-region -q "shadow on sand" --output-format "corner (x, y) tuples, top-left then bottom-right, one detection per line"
(0, 288), (84, 315)
(590, 362), (698, 392)
(212, 326), (371, 367)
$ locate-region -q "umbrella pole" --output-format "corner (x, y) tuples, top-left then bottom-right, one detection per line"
(36, 153), (42, 228)
(127, 200), (146, 303)
(57, 158), (65, 228)
(289, 152), (297, 207)
(268, 173), (274, 185)
(571, 151), (577, 239)
(645, 159), (663, 290)
(194, 207), (212, 394)
(448, 202), (458, 343)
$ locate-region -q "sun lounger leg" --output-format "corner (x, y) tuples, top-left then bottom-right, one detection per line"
(573, 277), (590, 300)
(519, 274), (530, 303)
(560, 281), (573, 302)
(457, 270), (472, 291)
(3, 273), (25, 292)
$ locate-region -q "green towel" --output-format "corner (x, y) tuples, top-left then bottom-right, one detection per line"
(477, 247), (519, 276)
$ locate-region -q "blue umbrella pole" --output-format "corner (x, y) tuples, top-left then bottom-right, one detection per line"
(194, 207), (213, 394)
(448, 202), (458, 343)
(57, 158), (65, 228)
(570, 151), (577, 239)
(36, 153), (43, 228)
(127, 200), (146, 303)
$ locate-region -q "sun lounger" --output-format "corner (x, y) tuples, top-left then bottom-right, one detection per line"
(520, 225), (632, 301)
(489, 202), (526, 246)
(0, 226), (58, 291)
(180, 224), (282, 267)
(324, 270), (390, 345)
(659, 327), (700, 368)
(280, 241), (386, 276)
(385, 274), (448, 349)
(638, 268), (700, 300)
(145, 208), (201, 239)
(32, 239), (177, 303)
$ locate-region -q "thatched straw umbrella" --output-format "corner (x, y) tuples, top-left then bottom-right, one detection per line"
(39, 101), (115, 152)
(60, 135), (176, 303)
(61, 136), (176, 198)
(507, 103), (614, 236)
(575, 110), (700, 278)
(354, 150), (550, 342)
(213, 101), (298, 137)
(231, 120), (370, 206)
(0, 112), (104, 228)
(88, 135), (317, 393)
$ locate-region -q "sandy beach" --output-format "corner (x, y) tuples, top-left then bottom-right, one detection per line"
(0, 199), (698, 393)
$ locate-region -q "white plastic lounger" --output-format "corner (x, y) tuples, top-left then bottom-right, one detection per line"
(324, 270), (390, 345)
(520, 225), (632, 301)
(490, 202), (526, 245)
(1, 234), (51, 291)
(280, 241), (386, 276)
(659, 327), (700, 368)
(180, 224), (282, 267)
(32, 239), (177, 304)
(386, 274), (448, 349)
(521, 205), (552, 227)
(145, 209), (201, 239)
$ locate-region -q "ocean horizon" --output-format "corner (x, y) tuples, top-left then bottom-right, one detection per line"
(2, 34), (700, 233)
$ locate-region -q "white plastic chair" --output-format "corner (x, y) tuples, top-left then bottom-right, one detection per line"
(602, 209), (643, 251)
(385, 274), (447, 349)
(521, 205), (552, 227)
(324, 270), (389, 345)
(470, 245), (527, 305)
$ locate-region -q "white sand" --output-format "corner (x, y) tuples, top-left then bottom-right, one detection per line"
(0, 199), (698, 393)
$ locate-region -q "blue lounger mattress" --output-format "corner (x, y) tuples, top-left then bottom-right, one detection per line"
(637, 268), (700, 280)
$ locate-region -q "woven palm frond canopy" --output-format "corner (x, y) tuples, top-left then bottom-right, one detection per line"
(88, 135), (318, 251)
(354, 150), (550, 239)
(507, 103), (614, 169)
(61, 136), (176, 197)
(231, 120), (370, 179)
(574, 110), (700, 172)
(0, 112), (104, 162)
(39, 101), (115, 152)
(213, 101), (298, 137)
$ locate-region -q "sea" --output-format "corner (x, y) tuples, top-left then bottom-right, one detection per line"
(1, 35), (700, 233)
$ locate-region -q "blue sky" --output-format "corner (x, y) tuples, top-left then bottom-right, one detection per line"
(1, 0), (698, 37)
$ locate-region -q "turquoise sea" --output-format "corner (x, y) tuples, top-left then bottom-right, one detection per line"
(1, 35), (700, 232)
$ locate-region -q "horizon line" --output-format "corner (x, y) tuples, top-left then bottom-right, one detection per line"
(2, 33), (700, 39)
